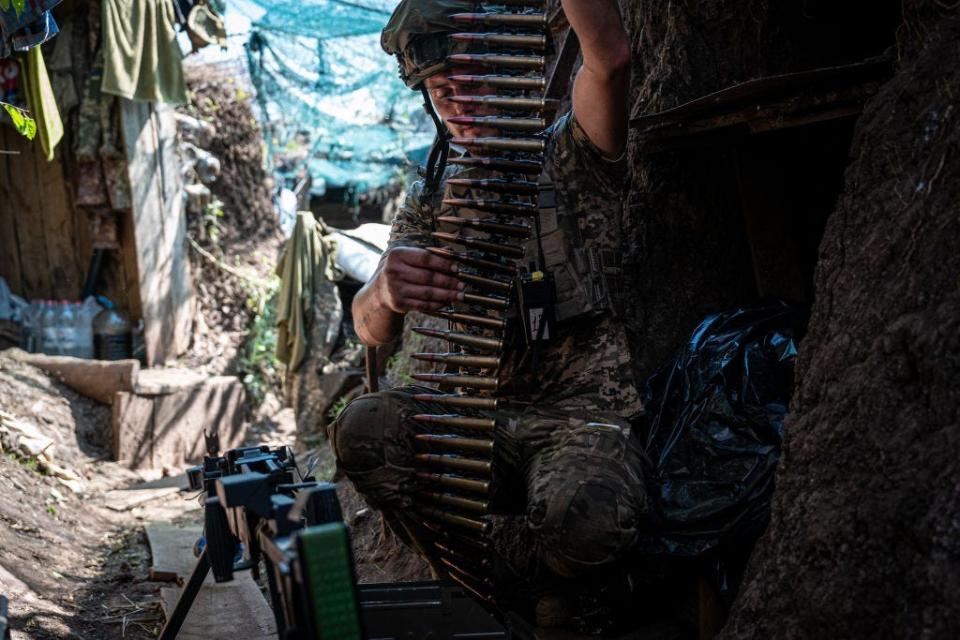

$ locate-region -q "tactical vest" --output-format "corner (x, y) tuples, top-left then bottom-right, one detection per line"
(526, 170), (625, 322)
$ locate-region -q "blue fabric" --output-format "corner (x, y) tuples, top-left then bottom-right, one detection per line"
(0, 0), (63, 58)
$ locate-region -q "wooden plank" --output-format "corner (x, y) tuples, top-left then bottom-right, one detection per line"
(156, 104), (195, 358)
(160, 575), (278, 639)
(102, 486), (180, 511)
(112, 390), (156, 467)
(35, 149), (82, 299)
(5, 126), (51, 298)
(112, 376), (246, 470)
(121, 99), (193, 366)
(11, 352), (139, 404)
(0, 127), (25, 295)
(146, 522), (204, 582)
(150, 376), (246, 469)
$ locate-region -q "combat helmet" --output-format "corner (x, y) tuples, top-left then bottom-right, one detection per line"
(382, 0), (478, 88)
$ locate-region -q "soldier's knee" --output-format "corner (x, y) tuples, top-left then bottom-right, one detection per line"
(330, 393), (389, 472)
(329, 391), (416, 509)
(535, 480), (641, 577)
(526, 423), (648, 577)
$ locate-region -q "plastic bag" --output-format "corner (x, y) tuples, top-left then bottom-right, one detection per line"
(634, 302), (803, 557)
(0, 277), (27, 323)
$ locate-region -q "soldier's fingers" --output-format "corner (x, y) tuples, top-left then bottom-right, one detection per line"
(397, 284), (464, 305)
(399, 248), (458, 273)
(400, 267), (464, 291)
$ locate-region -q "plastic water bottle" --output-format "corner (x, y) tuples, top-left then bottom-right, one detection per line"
(59, 301), (77, 357)
(20, 301), (40, 352)
(74, 298), (97, 359)
(41, 300), (59, 355)
(93, 302), (132, 360)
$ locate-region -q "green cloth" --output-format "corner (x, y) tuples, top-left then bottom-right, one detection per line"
(21, 47), (63, 162)
(100, 0), (187, 105)
(275, 212), (342, 373)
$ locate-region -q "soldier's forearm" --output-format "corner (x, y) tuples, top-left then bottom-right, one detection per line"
(353, 277), (405, 346)
(563, 0), (631, 157)
(561, 0), (631, 76)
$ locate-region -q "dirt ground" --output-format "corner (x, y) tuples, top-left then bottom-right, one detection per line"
(0, 349), (426, 639)
(0, 351), (173, 639)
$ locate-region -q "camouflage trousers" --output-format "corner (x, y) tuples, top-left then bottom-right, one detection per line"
(330, 386), (650, 578)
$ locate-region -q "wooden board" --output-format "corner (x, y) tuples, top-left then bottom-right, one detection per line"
(160, 575), (278, 639)
(5, 126), (51, 297)
(112, 375), (247, 470)
(120, 100), (194, 366)
(36, 146), (82, 298)
(145, 522), (204, 582)
(102, 486), (181, 511)
(0, 128), (25, 295)
(0, 119), (134, 306)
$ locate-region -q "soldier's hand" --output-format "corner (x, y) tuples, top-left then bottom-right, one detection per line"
(377, 247), (464, 313)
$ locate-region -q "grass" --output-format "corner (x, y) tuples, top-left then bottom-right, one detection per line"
(6, 451), (47, 475)
(238, 275), (281, 408)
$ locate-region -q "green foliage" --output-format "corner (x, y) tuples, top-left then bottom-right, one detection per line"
(384, 330), (424, 386)
(238, 274), (281, 408)
(45, 505), (57, 517)
(326, 395), (351, 423)
(202, 199), (225, 244)
(3, 102), (37, 140)
(6, 451), (46, 475)
(0, 0), (26, 18)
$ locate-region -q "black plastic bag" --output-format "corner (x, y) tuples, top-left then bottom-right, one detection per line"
(634, 302), (803, 557)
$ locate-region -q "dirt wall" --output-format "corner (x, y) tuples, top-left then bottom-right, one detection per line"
(720, 6), (960, 638)
(620, 0), (900, 379)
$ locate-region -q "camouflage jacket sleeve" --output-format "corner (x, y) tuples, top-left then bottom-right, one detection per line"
(548, 110), (628, 198)
(387, 178), (434, 250)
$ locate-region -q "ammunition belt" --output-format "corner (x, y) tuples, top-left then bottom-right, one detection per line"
(405, 0), (549, 604)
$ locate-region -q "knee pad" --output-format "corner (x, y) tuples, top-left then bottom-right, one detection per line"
(526, 423), (648, 577)
(329, 392), (415, 509)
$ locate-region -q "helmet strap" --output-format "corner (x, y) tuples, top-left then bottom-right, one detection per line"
(419, 85), (451, 203)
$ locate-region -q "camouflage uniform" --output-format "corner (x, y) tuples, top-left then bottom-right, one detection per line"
(332, 112), (650, 579)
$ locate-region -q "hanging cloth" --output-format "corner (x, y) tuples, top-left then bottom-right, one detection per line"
(0, 0), (62, 59)
(100, 0), (187, 105)
(21, 47), (63, 161)
(275, 212), (343, 374)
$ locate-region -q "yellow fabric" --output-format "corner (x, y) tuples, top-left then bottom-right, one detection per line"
(21, 47), (63, 161)
(275, 212), (341, 373)
(100, 0), (187, 105)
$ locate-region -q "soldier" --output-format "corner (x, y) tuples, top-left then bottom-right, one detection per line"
(331, 0), (647, 628)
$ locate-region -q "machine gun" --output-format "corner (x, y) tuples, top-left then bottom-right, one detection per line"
(159, 445), (510, 640)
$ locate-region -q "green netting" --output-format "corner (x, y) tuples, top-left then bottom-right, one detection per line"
(245, 0), (433, 193)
